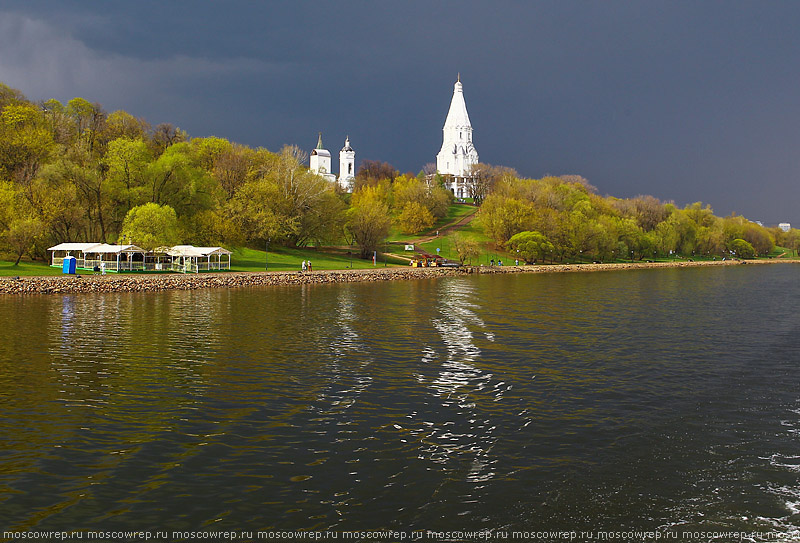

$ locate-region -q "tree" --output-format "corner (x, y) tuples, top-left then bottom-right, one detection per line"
(224, 145), (342, 247)
(479, 194), (536, 244)
(151, 123), (187, 155)
(786, 229), (800, 256)
(506, 231), (554, 264)
(397, 201), (434, 234)
(468, 163), (517, 206)
(120, 203), (180, 251)
(742, 222), (773, 256)
(226, 177), (289, 243)
(355, 159), (398, 189)
(66, 97), (105, 152)
(147, 142), (217, 217)
(452, 233), (480, 264)
(213, 144), (252, 200)
(193, 136), (233, 171)
(0, 102), (54, 187)
(393, 175), (452, 220)
(347, 186), (391, 258)
(104, 137), (152, 227)
(728, 238), (755, 259)
(103, 110), (149, 142)
(4, 216), (44, 265)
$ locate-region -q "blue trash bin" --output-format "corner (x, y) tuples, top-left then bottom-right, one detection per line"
(62, 256), (77, 274)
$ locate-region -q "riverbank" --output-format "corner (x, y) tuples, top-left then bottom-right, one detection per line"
(0, 258), (792, 295)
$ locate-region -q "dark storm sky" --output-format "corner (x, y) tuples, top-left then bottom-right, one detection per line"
(2, 1), (799, 224)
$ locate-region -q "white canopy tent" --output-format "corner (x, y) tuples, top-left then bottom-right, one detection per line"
(82, 244), (147, 272)
(48, 243), (232, 273)
(167, 245), (232, 273)
(48, 242), (102, 267)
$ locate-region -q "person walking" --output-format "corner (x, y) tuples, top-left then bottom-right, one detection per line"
(302, 260), (307, 272)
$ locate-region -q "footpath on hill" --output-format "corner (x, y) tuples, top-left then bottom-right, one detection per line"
(409, 209), (478, 245)
(390, 206), (479, 261)
(0, 259), (788, 296)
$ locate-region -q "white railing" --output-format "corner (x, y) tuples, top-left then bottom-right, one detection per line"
(52, 255), (229, 273)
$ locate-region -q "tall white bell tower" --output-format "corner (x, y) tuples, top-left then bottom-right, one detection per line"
(338, 136), (355, 192)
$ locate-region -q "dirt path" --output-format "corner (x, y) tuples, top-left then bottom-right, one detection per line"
(405, 207), (478, 245)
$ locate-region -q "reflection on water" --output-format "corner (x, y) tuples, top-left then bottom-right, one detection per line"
(2, 266), (800, 538)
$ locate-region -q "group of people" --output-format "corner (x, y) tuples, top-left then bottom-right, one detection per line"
(301, 260), (313, 272)
(489, 259), (521, 266)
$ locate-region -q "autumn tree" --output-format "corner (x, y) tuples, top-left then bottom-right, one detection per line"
(397, 201), (434, 234)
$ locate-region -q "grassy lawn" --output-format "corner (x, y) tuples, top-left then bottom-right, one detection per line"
(231, 246), (404, 272)
(423, 203), (477, 235)
(0, 246), (406, 277)
(765, 245), (797, 259)
(386, 203), (477, 243)
(0, 260), (97, 276)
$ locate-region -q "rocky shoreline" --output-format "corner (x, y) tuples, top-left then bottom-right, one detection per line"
(0, 258), (790, 296)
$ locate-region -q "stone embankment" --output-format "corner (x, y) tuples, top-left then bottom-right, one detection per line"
(0, 259), (785, 296)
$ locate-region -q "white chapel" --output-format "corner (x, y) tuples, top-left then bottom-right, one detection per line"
(436, 75), (479, 198)
(310, 133), (355, 192)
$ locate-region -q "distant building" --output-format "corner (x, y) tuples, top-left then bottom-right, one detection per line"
(339, 136), (355, 192)
(436, 75), (479, 199)
(310, 133), (355, 192)
(779, 222), (791, 232)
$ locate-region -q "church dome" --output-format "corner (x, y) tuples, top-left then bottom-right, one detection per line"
(341, 136), (354, 152)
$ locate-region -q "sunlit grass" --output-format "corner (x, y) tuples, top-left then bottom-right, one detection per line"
(0, 260), (94, 276)
(231, 245), (404, 272)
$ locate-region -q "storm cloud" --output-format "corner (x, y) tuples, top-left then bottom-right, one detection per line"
(2, 1), (800, 224)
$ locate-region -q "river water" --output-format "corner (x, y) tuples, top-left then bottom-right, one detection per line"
(2, 265), (800, 541)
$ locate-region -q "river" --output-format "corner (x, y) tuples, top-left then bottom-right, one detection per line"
(1, 265), (799, 541)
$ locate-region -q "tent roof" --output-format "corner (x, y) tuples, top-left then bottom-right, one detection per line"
(48, 242), (102, 252)
(168, 245), (232, 257)
(86, 244), (146, 254)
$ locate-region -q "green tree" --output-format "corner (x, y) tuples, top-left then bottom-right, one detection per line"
(786, 229), (800, 257)
(728, 238), (755, 259)
(66, 97), (105, 152)
(0, 102), (54, 188)
(120, 203), (180, 251)
(103, 110), (149, 143)
(148, 142), (217, 216)
(506, 231), (554, 264)
(479, 194), (536, 244)
(104, 137), (152, 224)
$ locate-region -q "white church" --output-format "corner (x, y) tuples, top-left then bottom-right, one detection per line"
(309, 133), (355, 192)
(436, 75), (479, 198)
